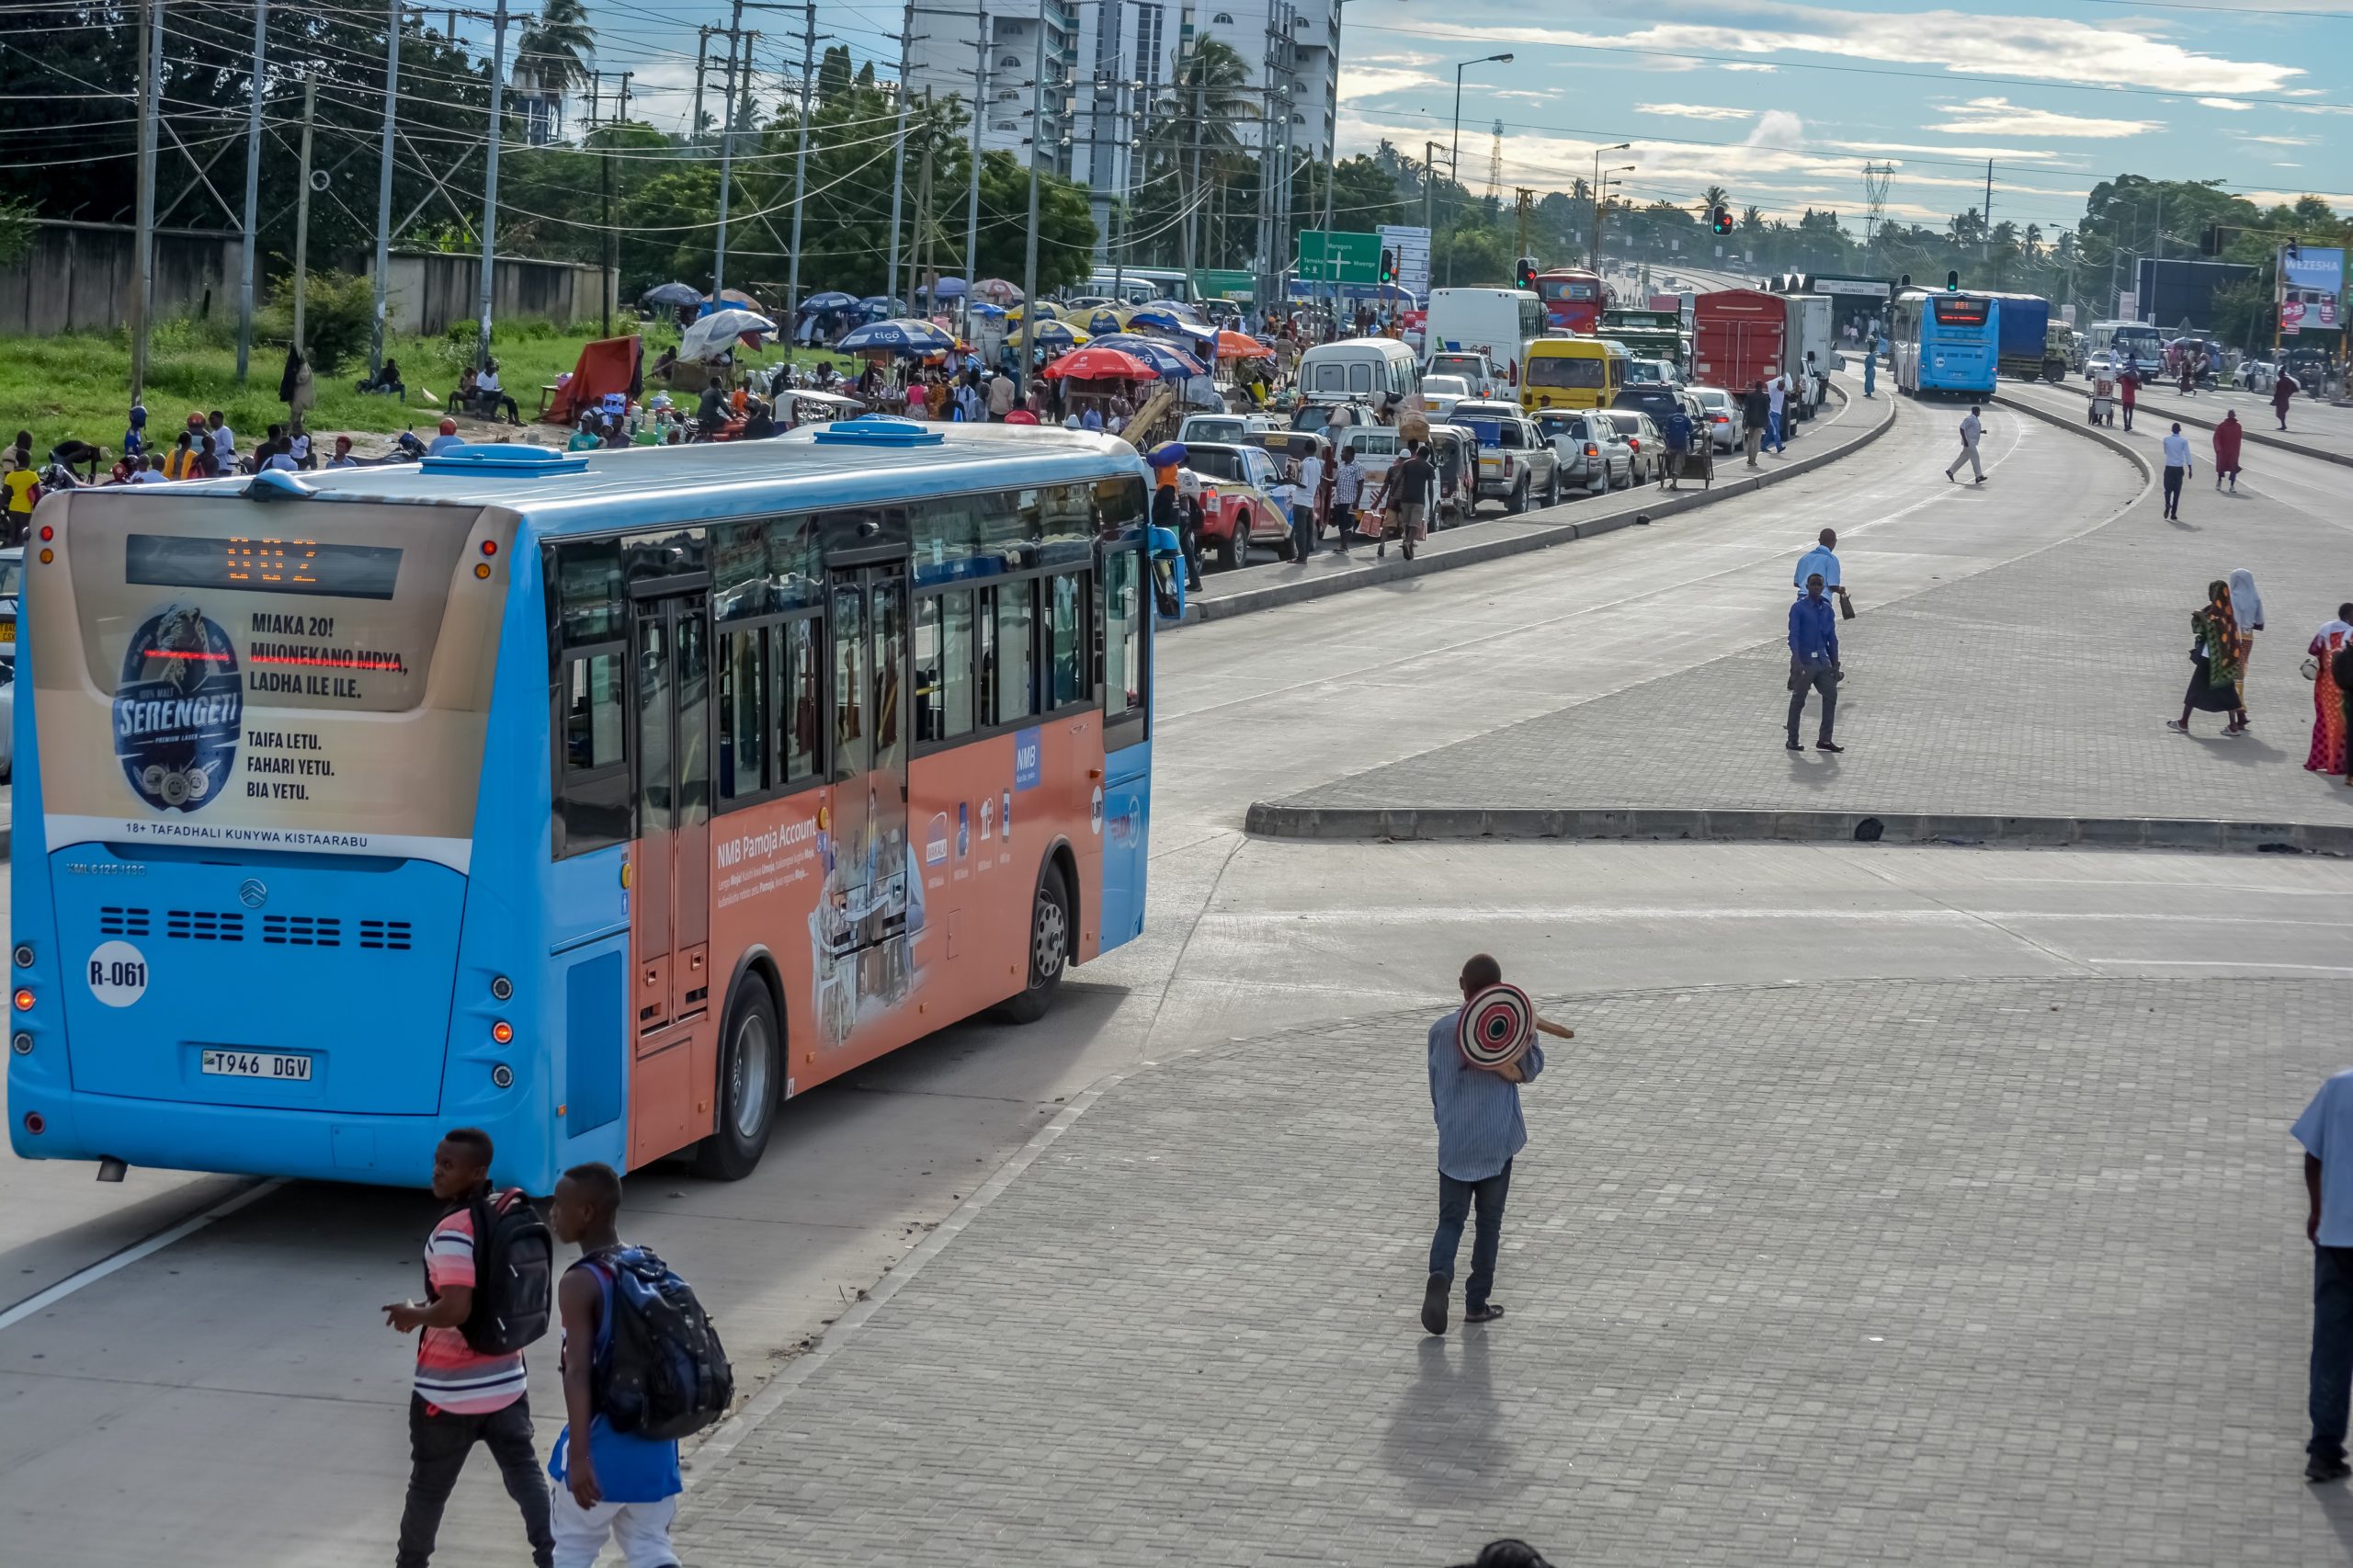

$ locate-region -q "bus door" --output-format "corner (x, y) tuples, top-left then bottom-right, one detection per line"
(628, 590), (712, 1043)
(824, 559), (912, 1013)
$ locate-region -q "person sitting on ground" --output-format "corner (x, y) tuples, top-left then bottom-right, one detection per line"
(356, 357), (405, 398)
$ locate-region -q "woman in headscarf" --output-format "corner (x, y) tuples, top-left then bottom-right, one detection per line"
(2168, 579), (2247, 736)
(2307, 603), (2353, 776)
(2230, 567), (2265, 732)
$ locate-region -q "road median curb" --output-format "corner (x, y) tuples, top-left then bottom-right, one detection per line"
(1179, 385), (1899, 625)
(1243, 801), (2351, 856)
(2024, 379), (2352, 471)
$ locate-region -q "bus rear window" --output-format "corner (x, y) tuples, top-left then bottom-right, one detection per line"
(1528, 355), (1605, 390)
(1932, 297), (1990, 326)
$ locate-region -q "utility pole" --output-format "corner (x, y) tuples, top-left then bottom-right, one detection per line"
(292, 74), (317, 352)
(963, 0), (984, 306)
(1017, 0), (1045, 399)
(130, 0), (162, 403)
(236, 0), (267, 382)
(1423, 140), (1438, 295)
(1982, 158), (1993, 261)
(1514, 186), (1533, 264)
(474, 0), (510, 370)
(712, 0), (745, 298)
(692, 26), (712, 147)
(369, 0), (399, 381)
(908, 91), (935, 309)
(787, 0), (817, 334)
(887, 0), (915, 302)
(587, 71), (630, 338)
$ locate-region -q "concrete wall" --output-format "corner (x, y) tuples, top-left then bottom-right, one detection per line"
(0, 222), (243, 336)
(377, 250), (615, 336)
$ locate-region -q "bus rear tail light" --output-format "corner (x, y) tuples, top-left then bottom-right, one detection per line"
(491, 1020), (514, 1045)
(13, 989), (31, 1012)
(1584, 444), (1598, 458)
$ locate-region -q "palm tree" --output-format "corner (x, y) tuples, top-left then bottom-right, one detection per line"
(516, 0), (597, 141)
(1739, 204), (1764, 233)
(1146, 39), (1256, 267)
(1699, 184), (1728, 220)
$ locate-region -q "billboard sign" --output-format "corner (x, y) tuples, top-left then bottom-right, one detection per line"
(2281, 300), (2305, 334)
(2283, 245), (2345, 295)
(1377, 223), (1432, 298)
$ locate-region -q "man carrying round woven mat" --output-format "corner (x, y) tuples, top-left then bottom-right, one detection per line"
(1422, 955), (1575, 1336)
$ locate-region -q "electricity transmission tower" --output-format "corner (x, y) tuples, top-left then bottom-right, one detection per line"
(1483, 119), (1504, 215)
(1861, 161), (1893, 255)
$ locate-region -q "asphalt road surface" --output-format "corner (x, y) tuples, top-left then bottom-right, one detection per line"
(4, 380), (2346, 1567)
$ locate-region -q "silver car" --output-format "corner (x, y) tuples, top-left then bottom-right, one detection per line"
(1688, 386), (1744, 452)
(1536, 411), (1632, 494)
(1600, 411), (1665, 484)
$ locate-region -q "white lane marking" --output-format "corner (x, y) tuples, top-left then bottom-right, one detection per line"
(2085, 960), (2353, 975)
(0, 1177), (285, 1334)
(1198, 905), (2353, 929)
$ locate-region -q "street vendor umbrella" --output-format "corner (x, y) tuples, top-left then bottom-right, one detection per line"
(857, 295), (906, 319)
(930, 277), (970, 299)
(1085, 334), (1206, 380)
(1006, 300), (1063, 324)
(705, 287), (765, 312)
(641, 281), (703, 309)
(801, 290), (858, 313)
(1146, 441), (1187, 469)
(836, 317), (958, 356)
(1456, 983), (1535, 1072)
(1214, 330), (1275, 360)
(966, 301), (1007, 319)
(1076, 306), (1127, 336)
(972, 278), (1025, 305)
(1122, 302), (1210, 335)
(679, 308), (776, 362)
(1041, 347), (1158, 381)
(1012, 320), (1088, 349)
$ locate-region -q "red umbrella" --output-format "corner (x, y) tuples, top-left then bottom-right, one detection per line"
(1041, 347), (1158, 381)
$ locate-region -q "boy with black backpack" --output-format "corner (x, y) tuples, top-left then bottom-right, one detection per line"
(547, 1162), (726, 1568)
(383, 1128), (557, 1568)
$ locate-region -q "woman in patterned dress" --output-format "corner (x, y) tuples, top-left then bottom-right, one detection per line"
(2307, 605), (2353, 776)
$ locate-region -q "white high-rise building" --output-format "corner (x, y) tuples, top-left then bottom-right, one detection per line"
(905, 0), (1341, 262)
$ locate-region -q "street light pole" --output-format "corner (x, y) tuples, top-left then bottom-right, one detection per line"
(1444, 51), (1511, 287)
(1017, 0), (1045, 402)
(1588, 142), (1627, 270)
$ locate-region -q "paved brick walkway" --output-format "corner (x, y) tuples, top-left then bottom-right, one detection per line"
(676, 977), (2353, 1566)
(1274, 411), (2353, 828)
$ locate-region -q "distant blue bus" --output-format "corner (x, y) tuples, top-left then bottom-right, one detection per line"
(9, 422), (1157, 1192)
(1892, 290), (1999, 396)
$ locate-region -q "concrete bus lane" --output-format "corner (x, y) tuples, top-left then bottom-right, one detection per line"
(0, 382), (2320, 1568)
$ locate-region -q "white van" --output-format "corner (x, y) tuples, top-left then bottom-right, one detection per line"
(1297, 336), (1420, 411)
(1423, 288), (1547, 392)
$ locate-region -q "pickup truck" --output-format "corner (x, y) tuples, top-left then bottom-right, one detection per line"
(1447, 400), (1561, 514)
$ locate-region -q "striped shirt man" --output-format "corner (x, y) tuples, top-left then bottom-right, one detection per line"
(415, 1202), (529, 1414)
(1427, 1013), (1546, 1181)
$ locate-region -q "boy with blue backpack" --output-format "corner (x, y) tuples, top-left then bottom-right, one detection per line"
(546, 1162), (733, 1568)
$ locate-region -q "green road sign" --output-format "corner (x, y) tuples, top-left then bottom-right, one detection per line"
(1193, 268), (1257, 301)
(1296, 230), (1381, 285)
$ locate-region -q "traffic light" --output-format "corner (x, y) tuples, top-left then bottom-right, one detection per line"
(1515, 256), (1538, 291)
(1946, 269), (1960, 291)
(1710, 206), (1733, 236)
(1380, 248), (1397, 285)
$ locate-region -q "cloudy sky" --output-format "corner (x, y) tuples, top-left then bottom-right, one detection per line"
(566, 0), (2348, 237)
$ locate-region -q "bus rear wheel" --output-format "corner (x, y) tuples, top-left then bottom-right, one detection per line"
(691, 974), (779, 1181)
(995, 862), (1070, 1024)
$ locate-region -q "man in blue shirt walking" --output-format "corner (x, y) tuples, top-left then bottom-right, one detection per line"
(1423, 954), (1558, 1335)
(1787, 573), (1843, 753)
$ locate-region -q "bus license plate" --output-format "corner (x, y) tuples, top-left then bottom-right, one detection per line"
(1, 621), (15, 642)
(201, 1049), (312, 1081)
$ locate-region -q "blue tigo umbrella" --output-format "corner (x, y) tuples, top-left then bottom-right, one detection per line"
(1086, 334), (1206, 380)
(1123, 302), (1209, 335)
(930, 277), (970, 299)
(837, 317), (958, 356)
(967, 301), (1007, 318)
(641, 281), (703, 309)
(858, 295), (907, 319)
(801, 290), (858, 313)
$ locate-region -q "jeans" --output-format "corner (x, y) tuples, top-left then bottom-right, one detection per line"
(1430, 1161), (1513, 1312)
(2162, 465), (2185, 516)
(1863, 357), (1876, 397)
(1767, 410), (1784, 451)
(1291, 502), (1316, 561)
(396, 1393), (555, 1568)
(2313, 1246), (2353, 1460)
(1788, 660), (1838, 744)
(2121, 401), (2134, 431)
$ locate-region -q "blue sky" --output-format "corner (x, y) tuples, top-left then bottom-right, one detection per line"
(571, 0), (2350, 237)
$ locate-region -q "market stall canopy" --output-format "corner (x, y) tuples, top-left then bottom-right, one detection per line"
(1011, 321), (1089, 349)
(704, 287), (765, 313)
(836, 317), (959, 356)
(1005, 301), (1063, 324)
(1215, 330), (1276, 360)
(641, 281), (703, 309)
(1041, 347), (1159, 381)
(1075, 307), (1127, 336)
(543, 335), (644, 426)
(1084, 334), (1207, 380)
(858, 295), (907, 319)
(800, 290), (859, 313)
(1122, 303), (1212, 335)
(679, 309), (776, 362)
(971, 278), (1025, 305)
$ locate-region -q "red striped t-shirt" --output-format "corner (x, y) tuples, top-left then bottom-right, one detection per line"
(415, 1203), (529, 1415)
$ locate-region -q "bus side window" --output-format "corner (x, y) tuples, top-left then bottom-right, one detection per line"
(1101, 547), (1147, 735)
(915, 589), (976, 743)
(555, 651), (630, 857)
(1046, 573), (1089, 710)
(981, 580), (1036, 727)
(717, 628), (770, 801)
(772, 616), (823, 785)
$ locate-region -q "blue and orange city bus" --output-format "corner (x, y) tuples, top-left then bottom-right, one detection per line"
(8, 420), (1155, 1190)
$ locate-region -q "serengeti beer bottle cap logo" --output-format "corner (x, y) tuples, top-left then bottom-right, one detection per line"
(113, 604), (243, 813)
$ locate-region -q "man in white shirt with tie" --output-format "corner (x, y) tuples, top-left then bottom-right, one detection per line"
(1945, 404), (1985, 484)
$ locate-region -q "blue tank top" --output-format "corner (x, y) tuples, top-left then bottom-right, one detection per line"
(546, 1253), (684, 1503)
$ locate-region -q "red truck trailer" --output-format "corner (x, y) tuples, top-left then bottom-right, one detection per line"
(1691, 288), (1790, 394)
